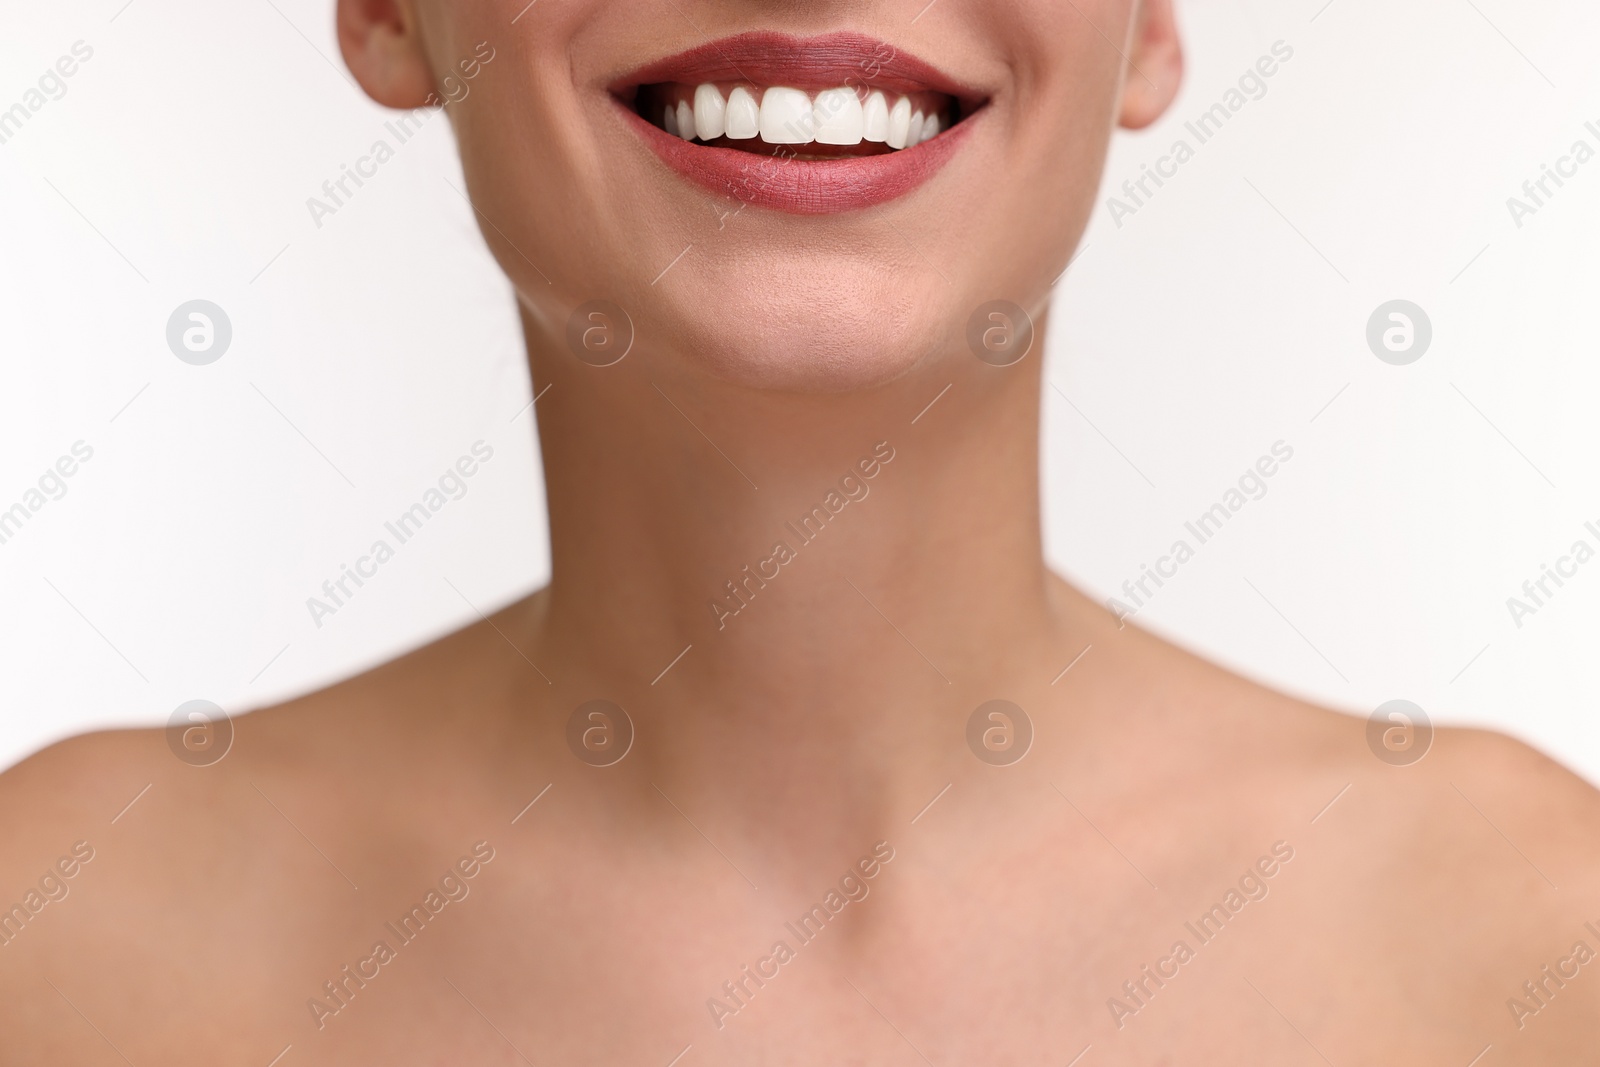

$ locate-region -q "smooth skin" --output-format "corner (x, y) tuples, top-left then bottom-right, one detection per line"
(3, 1), (1598, 1063)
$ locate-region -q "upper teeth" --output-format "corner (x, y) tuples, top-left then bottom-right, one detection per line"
(661, 85), (943, 149)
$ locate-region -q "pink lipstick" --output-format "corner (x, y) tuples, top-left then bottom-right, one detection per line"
(610, 31), (987, 215)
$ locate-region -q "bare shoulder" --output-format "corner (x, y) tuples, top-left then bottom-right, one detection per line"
(1424, 722), (1600, 854)
(1093, 612), (1600, 1055)
(1318, 721), (1600, 1056)
(1266, 695), (1600, 903)
(0, 587), (542, 833)
(0, 606), (542, 1061)
(0, 727), (184, 1053)
(1234, 680), (1600, 1054)
(1103, 610), (1600, 870)
(0, 596), (537, 847)
(0, 725), (170, 870)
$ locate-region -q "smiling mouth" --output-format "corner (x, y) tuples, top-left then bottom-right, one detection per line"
(610, 31), (988, 212)
(628, 83), (963, 159)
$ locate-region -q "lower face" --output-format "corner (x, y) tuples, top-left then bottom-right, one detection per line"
(431, 2), (1130, 392)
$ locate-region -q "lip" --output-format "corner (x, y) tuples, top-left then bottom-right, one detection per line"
(610, 31), (986, 215)
(612, 30), (983, 99)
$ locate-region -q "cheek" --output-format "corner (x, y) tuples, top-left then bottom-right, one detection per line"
(448, 50), (651, 290)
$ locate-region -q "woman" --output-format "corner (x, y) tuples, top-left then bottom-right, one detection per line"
(3, 0), (1596, 1062)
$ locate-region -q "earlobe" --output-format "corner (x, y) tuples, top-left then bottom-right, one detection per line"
(1118, 0), (1184, 130)
(336, 0), (437, 110)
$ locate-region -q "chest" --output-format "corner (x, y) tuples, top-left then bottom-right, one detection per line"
(222, 844), (1405, 1066)
(26, 807), (1464, 1066)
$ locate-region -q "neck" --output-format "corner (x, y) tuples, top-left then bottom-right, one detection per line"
(518, 302), (1075, 874)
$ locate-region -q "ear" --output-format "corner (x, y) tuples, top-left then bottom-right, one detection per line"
(336, 0), (437, 109)
(1118, 0), (1184, 130)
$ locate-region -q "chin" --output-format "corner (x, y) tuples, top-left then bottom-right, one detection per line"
(660, 264), (940, 393)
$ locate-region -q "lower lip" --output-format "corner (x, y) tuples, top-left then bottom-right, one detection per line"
(616, 102), (977, 215)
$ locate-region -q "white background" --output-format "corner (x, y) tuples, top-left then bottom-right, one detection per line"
(2, 0), (1597, 779)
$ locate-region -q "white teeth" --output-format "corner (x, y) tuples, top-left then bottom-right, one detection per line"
(661, 84), (944, 150)
(886, 96), (912, 149)
(813, 87), (865, 145)
(862, 91), (890, 143)
(693, 83), (726, 140)
(760, 86), (816, 144)
(725, 86), (759, 139)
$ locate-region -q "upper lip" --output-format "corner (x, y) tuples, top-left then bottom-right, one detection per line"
(611, 30), (984, 104)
